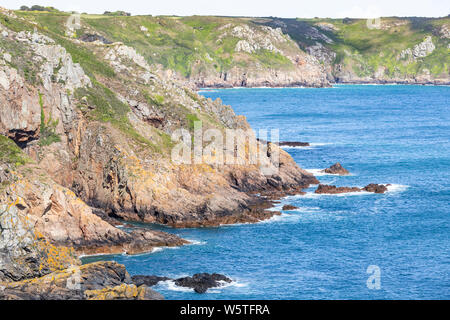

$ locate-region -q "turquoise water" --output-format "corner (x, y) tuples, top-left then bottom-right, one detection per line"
(83, 85), (450, 299)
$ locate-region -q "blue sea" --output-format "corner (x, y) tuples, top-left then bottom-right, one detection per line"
(83, 85), (450, 299)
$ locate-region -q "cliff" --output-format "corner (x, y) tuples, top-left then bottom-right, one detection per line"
(259, 17), (450, 85)
(0, 7), (319, 299)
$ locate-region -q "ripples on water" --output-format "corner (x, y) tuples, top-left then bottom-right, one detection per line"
(83, 85), (450, 299)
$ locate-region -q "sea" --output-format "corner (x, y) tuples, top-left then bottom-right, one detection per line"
(83, 85), (450, 299)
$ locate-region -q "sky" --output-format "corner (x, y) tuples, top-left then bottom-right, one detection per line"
(2, 0), (449, 18)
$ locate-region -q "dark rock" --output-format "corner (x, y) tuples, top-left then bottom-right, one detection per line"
(315, 183), (390, 194)
(363, 184), (389, 194)
(131, 275), (171, 287)
(322, 162), (350, 175)
(278, 141), (310, 147)
(79, 33), (112, 44)
(174, 273), (232, 294)
(314, 184), (361, 194)
(282, 204), (299, 210)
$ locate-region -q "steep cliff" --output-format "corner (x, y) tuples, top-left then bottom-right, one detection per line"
(0, 7), (317, 253)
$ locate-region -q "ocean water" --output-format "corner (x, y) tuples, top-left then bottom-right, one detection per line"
(83, 85), (450, 299)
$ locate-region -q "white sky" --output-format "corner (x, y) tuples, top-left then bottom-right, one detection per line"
(2, 0), (449, 18)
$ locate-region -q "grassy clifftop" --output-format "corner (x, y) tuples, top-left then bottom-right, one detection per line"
(260, 16), (449, 82)
(16, 12), (296, 76)
(13, 10), (328, 87)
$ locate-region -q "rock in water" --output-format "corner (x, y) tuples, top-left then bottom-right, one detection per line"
(278, 141), (310, 147)
(314, 184), (389, 194)
(363, 184), (389, 194)
(282, 204), (299, 210)
(322, 162), (350, 175)
(131, 275), (171, 287)
(314, 184), (361, 194)
(174, 273), (232, 293)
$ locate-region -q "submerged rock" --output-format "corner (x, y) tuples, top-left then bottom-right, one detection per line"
(282, 204), (299, 210)
(321, 162), (350, 175)
(175, 273), (232, 294)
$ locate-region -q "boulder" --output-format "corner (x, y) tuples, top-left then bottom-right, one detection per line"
(131, 275), (171, 287)
(363, 184), (389, 194)
(321, 162), (350, 175)
(314, 184), (361, 194)
(279, 141), (310, 147)
(174, 273), (232, 294)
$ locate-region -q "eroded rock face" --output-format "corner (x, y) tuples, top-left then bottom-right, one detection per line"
(322, 162), (350, 175)
(0, 201), (79, 282)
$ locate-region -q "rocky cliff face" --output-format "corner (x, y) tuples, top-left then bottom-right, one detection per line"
(0, 8), (317, 268)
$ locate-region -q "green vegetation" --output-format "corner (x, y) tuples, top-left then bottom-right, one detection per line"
(275, 17), (450, 78)
(0, 135), (28, 167)
(38, 92), (61, 146)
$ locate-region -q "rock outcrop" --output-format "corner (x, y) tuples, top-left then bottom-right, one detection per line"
(279, 141), (310, 147)
(314, 184), (389, 194)
(131, 273), (233, 294)
(282, 204), (299, 210)
(321, 162), (350, 175)
(0, 261), (163, 300)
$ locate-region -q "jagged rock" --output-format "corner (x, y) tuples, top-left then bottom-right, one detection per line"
(0, 202), (79, 282)
(321, 162), (350, 175)
(314, 184), (389, 194)
(314, 184), (361, 194)
(282, 204), (298, 210)
(174, 273), (232, 294)
(279, 141), (310, 147)
(85, 283), (163, 300)
(131, 275), (171, 287)
(412, 36), (435, 58)
(362, 183), (389, 194)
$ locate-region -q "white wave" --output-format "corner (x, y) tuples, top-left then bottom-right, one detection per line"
(301, 190), (373, 198)
(309, 143), (332, 146)
(157, 278), (247, 293)
(259, 213), (302, 224)
(305, 168), (352, 177)
(386, 184), (409, 193)
(159, 280), (195, 292)
(185, 239), (207, 246)
(281, 142), (331, 150)
(281, 145), (313, 150)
